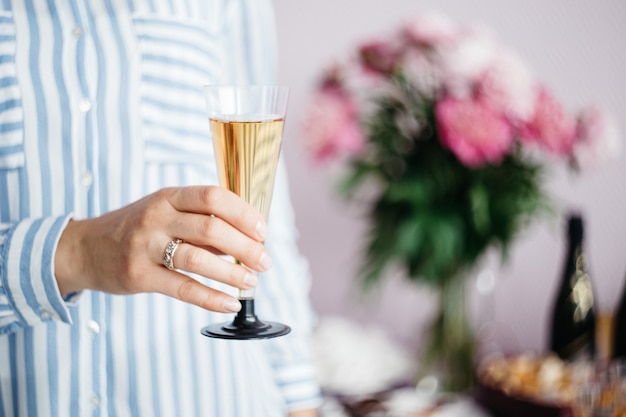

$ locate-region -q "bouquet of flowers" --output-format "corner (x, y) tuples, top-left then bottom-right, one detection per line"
(304, 12), (619, 391)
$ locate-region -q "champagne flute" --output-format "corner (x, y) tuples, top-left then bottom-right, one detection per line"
(200, 85), (291, 340)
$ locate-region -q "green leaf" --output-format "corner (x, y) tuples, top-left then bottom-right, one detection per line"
(469, 183), (490, 236)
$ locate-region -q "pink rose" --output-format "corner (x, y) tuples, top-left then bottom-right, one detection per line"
(359, 40), (401, 75)
(403, 12), (459, 47)
(521, 88), (577, 155)
(304, 84), (366, 163)
(571, 106), (621, 170)
(436, 97), (514, 167)
(476, 49), (536, 123)
(436, 27), (498, 98)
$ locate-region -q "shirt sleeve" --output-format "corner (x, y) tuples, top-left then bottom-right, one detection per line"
(0, 215), (75, 335)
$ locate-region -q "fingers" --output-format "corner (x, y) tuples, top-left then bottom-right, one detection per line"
(160, 185), (272, 281)
(164, 212), (272, 273)
(152, 268), (243, 313)
(168, 240), (259, 290)
(167, 186), (268, 242)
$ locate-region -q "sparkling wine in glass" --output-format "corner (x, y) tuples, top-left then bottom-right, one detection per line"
(201, 85), (291, 340)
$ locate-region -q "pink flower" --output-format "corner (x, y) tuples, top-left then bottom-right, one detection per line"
(359, 40), (401, 75)
(303, 84), (366, 163)
(476, 49), (536, 123)
(436, 97), (514, 167)
(436, 27), (498, 98)
(571, 106), (621, 170)
(403, 12), (459, 47)
(521, 88), (577, 155)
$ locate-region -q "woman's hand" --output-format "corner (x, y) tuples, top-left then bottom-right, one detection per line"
(54, 186), (271, 313)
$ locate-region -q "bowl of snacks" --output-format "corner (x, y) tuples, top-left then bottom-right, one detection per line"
(474, 354), (626, 417)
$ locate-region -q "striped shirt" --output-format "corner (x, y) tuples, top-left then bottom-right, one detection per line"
(0, 1), (321, 416)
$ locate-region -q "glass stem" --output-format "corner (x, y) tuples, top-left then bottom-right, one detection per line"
(235, 260), (256, 300)
(238, 288), (255, 300)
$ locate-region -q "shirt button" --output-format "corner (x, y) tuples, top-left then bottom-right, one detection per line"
(72, 26), (83, 38)
(80, 171), (93, 188)
(40, 308), (53, 320)
(78, 98), (92, 113)
(90, 394), (100, 408)
(86, 320), (100, 335)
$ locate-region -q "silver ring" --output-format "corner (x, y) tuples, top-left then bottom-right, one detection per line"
(163, 238), (183, 270)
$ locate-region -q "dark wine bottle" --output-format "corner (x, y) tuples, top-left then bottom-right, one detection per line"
(613, 272), (626, 360)
(548, 213), (596, 361)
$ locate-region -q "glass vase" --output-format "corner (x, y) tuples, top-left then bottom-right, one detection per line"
(418, 274), (476, 393)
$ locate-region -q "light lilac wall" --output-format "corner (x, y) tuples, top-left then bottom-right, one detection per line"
(274, 0), (626, 354)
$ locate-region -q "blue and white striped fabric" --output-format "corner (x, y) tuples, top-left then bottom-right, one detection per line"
(0, 1), (321, 416)
(0, 12), (23, 170)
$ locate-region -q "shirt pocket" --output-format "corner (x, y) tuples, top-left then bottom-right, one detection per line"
(132, 15), (221, 163)
(0, 12), (25, 170)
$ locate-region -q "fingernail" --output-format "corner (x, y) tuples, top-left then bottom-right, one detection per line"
(259, 252), (272, 270)
(224, 299), (241, 313)
(256, 220), (269, 241)
(243, 272), (258, 288)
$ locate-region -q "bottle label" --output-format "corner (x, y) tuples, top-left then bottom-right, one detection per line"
(569, 272), (594, 322)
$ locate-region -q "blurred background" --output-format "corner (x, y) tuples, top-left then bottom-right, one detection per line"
(272, 0), (626, 357)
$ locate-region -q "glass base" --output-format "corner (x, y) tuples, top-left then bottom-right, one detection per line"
(200, 299), (291, 340)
